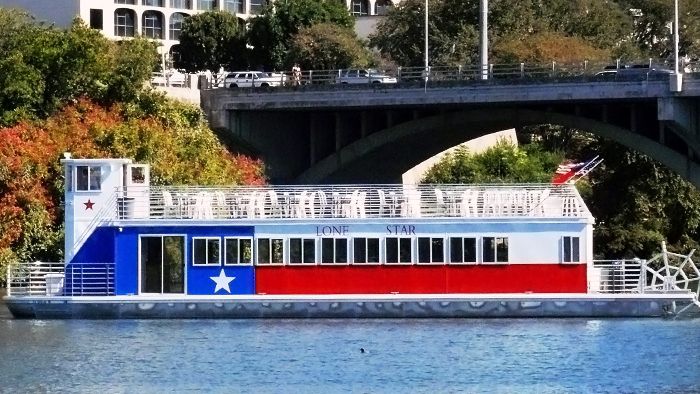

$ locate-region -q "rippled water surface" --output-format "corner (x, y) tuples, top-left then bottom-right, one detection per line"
(0, 300), (698, 393)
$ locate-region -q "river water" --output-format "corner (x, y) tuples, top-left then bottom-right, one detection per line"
(0, 293), (698, 393)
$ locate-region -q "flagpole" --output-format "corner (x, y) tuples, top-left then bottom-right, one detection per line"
(424, 0), (429, 90)
(480, 0), (488, 80)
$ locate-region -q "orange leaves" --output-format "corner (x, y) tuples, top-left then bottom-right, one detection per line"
(0, 98), (266, 254)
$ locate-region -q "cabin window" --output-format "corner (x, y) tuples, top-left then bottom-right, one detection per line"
(321, 238), (349, 264)
(224, 237), (252, 265)
(418, 237), (444, 264)
(257, 238), (284, 265)
(75, 165), (102, 191)
(563, 236), (580, 263)
(353, 237), (380, 264)
(482, 237), (508, 263)
(449, 237), (477, 264)
(192, 237), (220, 266)
(385, 237), (412, 264)
(289, 238), (316, 265)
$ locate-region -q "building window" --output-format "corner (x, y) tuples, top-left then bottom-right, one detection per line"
(224, 0), (244, 13)
(75, 165), (102, 191)
(385, 237), (412, 264)
(249, 0), (267, 14)
(289, 238), (316, 265)
(115, 0), (136, 4)
(169, 13), (187, 40)
(193, 237), (220, 266)
(143, 11), (164, 39)
(482, 237), (508, 263)
(114, 9), (136, 37)
(257, 238), (284, 265)
(351, 0), (369, 16)
(563, 236), (580, 263)
(224, 237), (252, 265)
(90, 9), (104, 30)
(449, 237), (477, 264)
(171, 0), (192, 8)
(375, 0), (393, 15)
(353, 237), (379, 264)
(198, 0), (217, 10)
(143, 0), (164, 6)
(418, 237), (444, 264)
(321, 238), (348, 264)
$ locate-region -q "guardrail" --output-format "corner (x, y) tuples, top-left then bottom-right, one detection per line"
(113, 183), (590, 221)
(7, 262), (115, 297)
(197, 59), (700, 90)
(592, 260), (645, 293)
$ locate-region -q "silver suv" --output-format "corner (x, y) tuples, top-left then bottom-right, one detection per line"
(225, 71), (286, 88)
(336, 69), (397, 84)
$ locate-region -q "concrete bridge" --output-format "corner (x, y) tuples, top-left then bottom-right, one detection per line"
(201, 76), (700, 186)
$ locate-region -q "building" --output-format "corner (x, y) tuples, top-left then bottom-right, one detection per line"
(0, 0), (399, 62)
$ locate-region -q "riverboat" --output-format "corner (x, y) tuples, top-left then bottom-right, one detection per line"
(4, 156), (699, 318)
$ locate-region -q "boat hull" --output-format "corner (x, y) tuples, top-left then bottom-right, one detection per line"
(3, 294), (691, 319)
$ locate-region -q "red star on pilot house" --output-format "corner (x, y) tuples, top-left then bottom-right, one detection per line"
(84, 199), (95, 210)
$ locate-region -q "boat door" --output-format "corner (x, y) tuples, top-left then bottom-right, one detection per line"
(124, 164), (150, 219)
(140, 235), (185, 294)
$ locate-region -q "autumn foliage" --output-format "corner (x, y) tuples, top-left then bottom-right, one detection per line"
(0, 97), (266, 273)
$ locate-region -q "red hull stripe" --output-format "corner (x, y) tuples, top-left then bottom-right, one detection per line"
(255, 264), (587, 294)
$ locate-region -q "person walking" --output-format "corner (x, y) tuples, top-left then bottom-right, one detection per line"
(292, 64), (302, 86)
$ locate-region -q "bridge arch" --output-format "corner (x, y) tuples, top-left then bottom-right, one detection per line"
(297, 108), (700, 186)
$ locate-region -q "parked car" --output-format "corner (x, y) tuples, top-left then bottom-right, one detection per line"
(336, 69), (397, 84)
(595, 65), (673, 81)
(225, 71), (286, 88)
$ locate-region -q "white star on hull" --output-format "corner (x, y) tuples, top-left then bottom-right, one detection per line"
(210, 269), (235, 294)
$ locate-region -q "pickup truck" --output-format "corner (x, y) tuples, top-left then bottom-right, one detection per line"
(225, 71), (286, 88)
(336, 69), (397, 84)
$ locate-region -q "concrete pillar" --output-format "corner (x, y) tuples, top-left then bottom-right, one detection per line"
(335, 112), (343, 152)
(360, 111), (369, 138)
(310, 114), (318, 165)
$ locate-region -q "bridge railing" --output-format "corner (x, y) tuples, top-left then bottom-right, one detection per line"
(202, 59), (696, 90)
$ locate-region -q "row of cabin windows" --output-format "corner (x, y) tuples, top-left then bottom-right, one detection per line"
(190, 236), (581, 266)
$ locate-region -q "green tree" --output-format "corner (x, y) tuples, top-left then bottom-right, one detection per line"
(176, 11), (246, 72)
(370, 0), (640, 66)
(104, 37), (159, 103)
(369, 0), (479, 66)
(0, 9), (157, 125)
(288, 23), (371, 70)
(422, 140), (562, 184)
(247, 0), (354, 70)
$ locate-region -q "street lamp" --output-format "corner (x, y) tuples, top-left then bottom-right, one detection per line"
(424, 0), (429, 79)
(480, 0), (488, 80)
(671, 0), (683, 91)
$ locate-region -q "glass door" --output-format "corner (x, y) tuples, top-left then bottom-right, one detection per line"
(140, 236), (185, 294)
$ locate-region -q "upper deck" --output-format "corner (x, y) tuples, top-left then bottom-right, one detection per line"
(109, 183), (592, 222)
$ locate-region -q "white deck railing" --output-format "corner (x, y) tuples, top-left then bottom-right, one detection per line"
(7, 262), (115, 297)
(115, 184), (590, 221)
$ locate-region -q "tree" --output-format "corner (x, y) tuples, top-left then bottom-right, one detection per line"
(493, 32), (610, 63)
(370, 0), (640, 66)
(176, 11), (246, 72)
(288, 23), (371, 70)
(0, 96), (266, 284)
(421, 139), (562, 184)
(369, 0), (479, 66)
(247, 0), (354, 70)
(0, 9), (157, 125)
(104, 37), (159, 103)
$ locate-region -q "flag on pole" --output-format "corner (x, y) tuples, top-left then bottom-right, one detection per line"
(552, 156), (603, 184)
